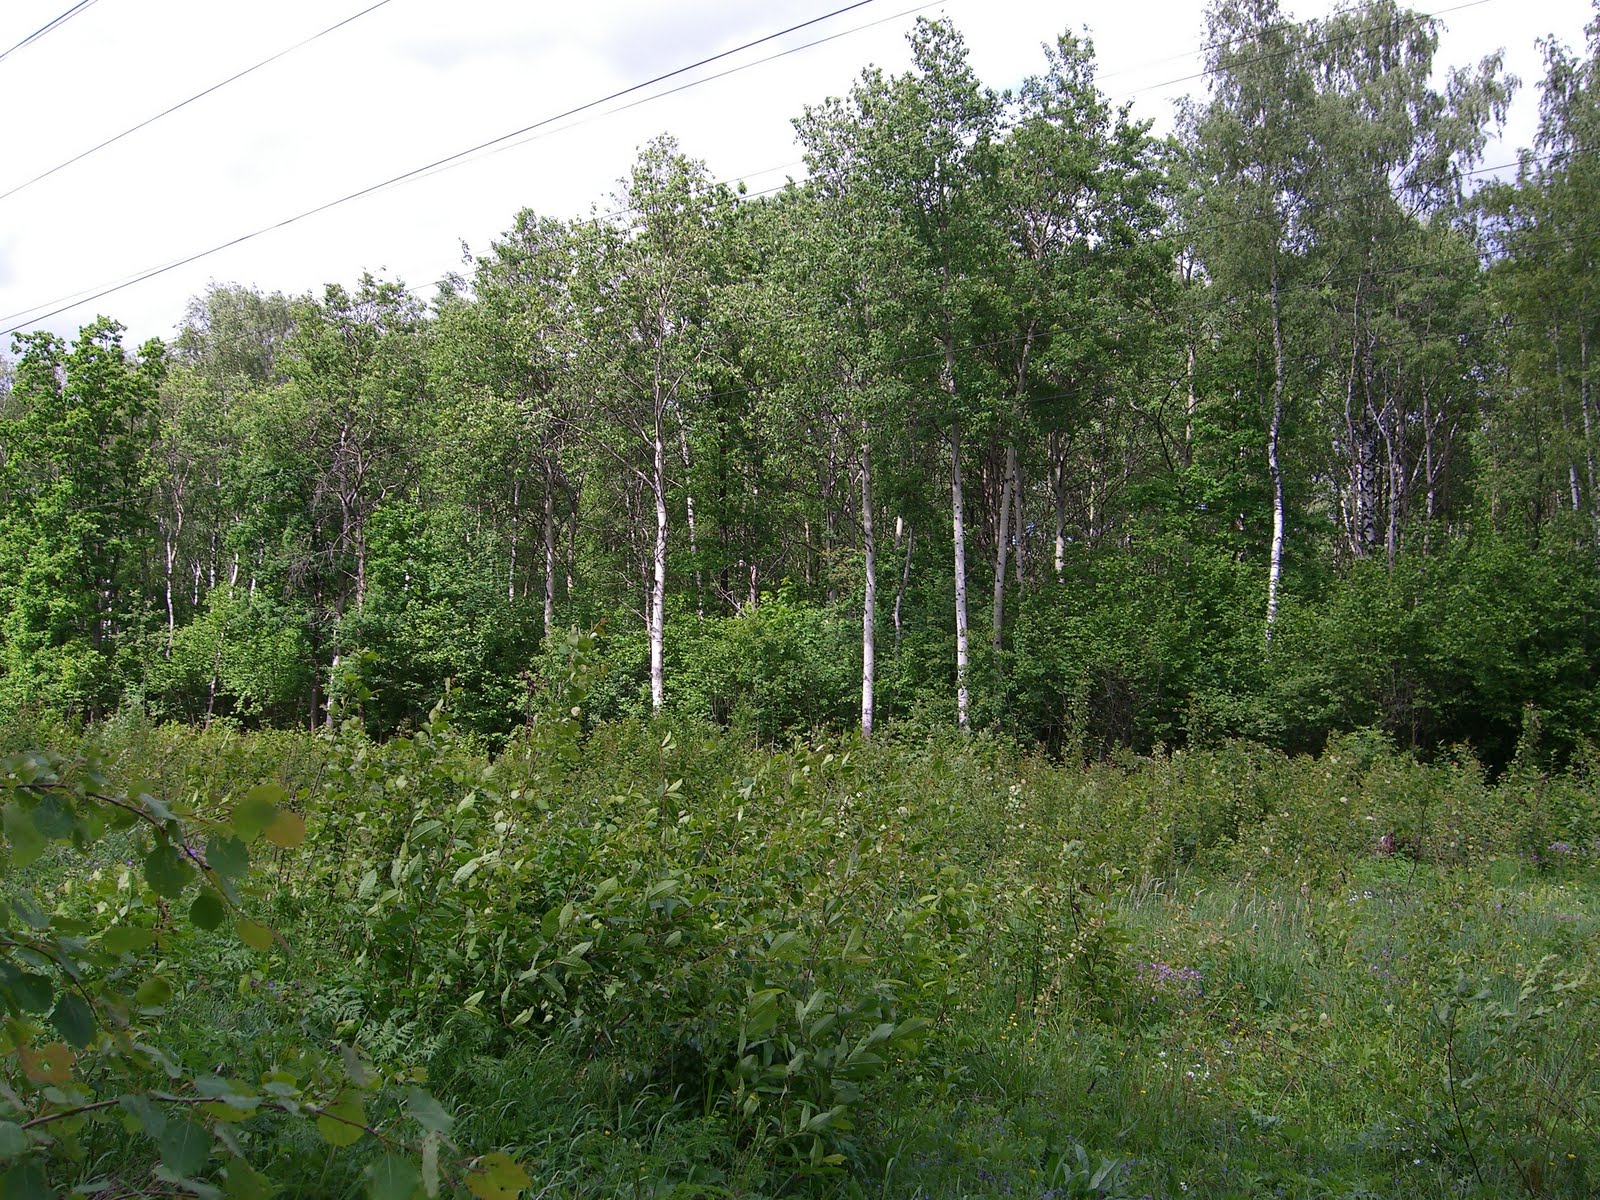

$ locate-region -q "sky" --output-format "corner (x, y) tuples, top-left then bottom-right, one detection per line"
(0, 0), (1591, 348)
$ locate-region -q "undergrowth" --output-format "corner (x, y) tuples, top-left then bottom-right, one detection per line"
(4, 663), (1598, 1198)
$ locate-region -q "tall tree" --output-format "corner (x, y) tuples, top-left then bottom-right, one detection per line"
(572, 138), (732, 712)
(1181, 0), (1318, 638)
(233, 275), (426, 726)
(0, 319), (163, 716)
(1482, 13), (1600, 539)
(797, 18), (1001, 728)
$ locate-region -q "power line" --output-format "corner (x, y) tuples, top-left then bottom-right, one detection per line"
(0, 0), (99, 67)
(0, 0), (1531, 336)
(1109, 0), (1497, 103)
(1, 0), (397, 204)
(395, 0), (946, 197)
(0, 0), (891, 336)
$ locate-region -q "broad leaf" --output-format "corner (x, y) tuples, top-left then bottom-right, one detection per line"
(159, 1117), (211, 1177)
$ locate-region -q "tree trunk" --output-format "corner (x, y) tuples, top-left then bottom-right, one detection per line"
(677, 416), (703, 618)
(1266, 273), (1286, 640)
(860, 429), (876, 740)
(649, 424), (668, 713)
(163, 533), (177, 658)
(951, 423), (970, 729)
(893, 517), (912, 653)
(992, 443), (1015, 654)
(543, 461), (557, 640)
(1051, 434), (1066, 581)
(1184, 340), (1197, 468)
(508, 475), (520, 604)
(1012, 453), (1026, 588)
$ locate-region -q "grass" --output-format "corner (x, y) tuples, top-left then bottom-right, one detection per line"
(5, 712), (1599, 1198)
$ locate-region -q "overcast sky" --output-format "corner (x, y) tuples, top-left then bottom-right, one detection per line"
(0, 0), (1590, 348)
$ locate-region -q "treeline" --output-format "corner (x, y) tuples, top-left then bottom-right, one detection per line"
(3, 0), (1599, 764)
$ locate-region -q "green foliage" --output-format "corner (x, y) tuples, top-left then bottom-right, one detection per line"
(670, 590), (858, 739)
(0, 739), (525, 1196)
(290, 635), (972, 1180)
(0, 320), (163, 719)
(6, 653), (1600, 1196)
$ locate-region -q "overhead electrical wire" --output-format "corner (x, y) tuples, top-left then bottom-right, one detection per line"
(0, 0), (895, 336)
(0, 0), (1534, 336)
(396, 0), (948, 195)
(1107, 0), (1497, 103)
(0, 0), (398, 204)
(0, 0), (100, 67)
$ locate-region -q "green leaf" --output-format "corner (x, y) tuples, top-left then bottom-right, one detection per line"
(130, 782), (174, 825)
(159, 1118), (211, 1177)
(9, 972), (52, 1013)
(189, 888), (227, 931)
(0, 1161), (48, 1200)
(0, 1121), (26, 1159)
(369, 1153), (421, 1200)
(50, 992), (95, 1048)
(237, 920), (276, 952)
(222, 1159), (273, 1200)
(30, 794), (73, 839)
(339, 1043), (371, 1087)
(144, 840), (192, 899)
(233, 785), (284, 842)
(262, 809), (306, 849)
(1, 803), (45, 868)
(316, 1090), (366, 1147)
(403, 1088), (453, 1135)
(135, 976), (174, 1008)
(118, 1092), (167, 1139)
(766, 929), (808, 961)
(103, 925), (157, 953)
(465, 1151), (529, 1200)
(206, 835), (250, 881)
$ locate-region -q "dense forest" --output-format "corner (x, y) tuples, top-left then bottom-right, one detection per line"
(4, 0), (1600, 763)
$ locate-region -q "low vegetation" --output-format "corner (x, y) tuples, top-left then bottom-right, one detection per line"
(3, 646), (1597, 1198)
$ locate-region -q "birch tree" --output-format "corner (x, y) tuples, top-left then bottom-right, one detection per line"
(574, 138), (731, 712)
(797, 18), (1000, 728)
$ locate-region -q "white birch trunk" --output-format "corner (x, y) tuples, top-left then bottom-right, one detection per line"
(951, 425), (970, 729)
(1266, 274), (1286, 640)
(993, 444), (1014, 655)
(1012, 454), (1025, 588)
(860, 429), (876, 740)
(508, 475), (520, 603)
(163, 534), (177, 658)
(1052, 439), (1066, 581)
(893, 518), (912, 652)
(649, 425), (668, 713)
(543, 464), (557, 640)
(1185, 341), (1197, 467)
(676, 417), (703, 618)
